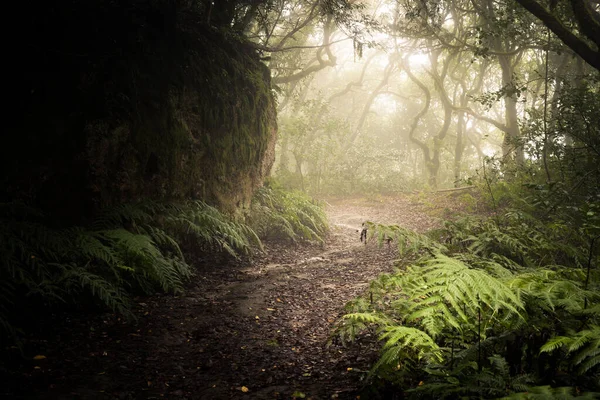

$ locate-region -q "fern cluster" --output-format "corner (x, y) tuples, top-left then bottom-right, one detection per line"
(161, 200), (262, 257)
(363, 221), (445, 258)
(0, 200), (262, 346)
(248, 182), (328, 243)
(336, 203), (600, 398)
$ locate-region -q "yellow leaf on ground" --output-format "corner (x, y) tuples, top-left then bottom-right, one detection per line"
(241, 386), (249, 392)
(33, 355), (46, 360)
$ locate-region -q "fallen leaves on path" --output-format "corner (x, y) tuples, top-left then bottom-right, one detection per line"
(0, 193), (474, 399)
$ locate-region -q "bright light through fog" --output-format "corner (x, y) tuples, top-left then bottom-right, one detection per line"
(372, 93), (400, 115)
(482, 145), (498, 157)
(409, 53), (429, 68)
(443, 17), (455, 29)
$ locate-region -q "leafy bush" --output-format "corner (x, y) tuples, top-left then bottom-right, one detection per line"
(336, 205), (600, 398)
(0, 200), (261, 346)
(248, 182), (329, 243)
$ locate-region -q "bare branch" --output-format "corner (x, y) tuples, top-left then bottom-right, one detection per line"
(272, 17), (339, 84)
(402, 57), (432, 160)
(328, 52), (379, 101)
(513, 0), (600, 70)
(343, 53), (399, 150)
(251, 37), (353, 53)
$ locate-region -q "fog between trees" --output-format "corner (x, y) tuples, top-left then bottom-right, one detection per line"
(251, 0), (599, 193)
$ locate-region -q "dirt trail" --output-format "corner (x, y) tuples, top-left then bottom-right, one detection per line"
(3, 194), (459, 400)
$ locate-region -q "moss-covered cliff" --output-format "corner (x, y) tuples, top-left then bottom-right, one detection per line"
(4, 0), (276, 221)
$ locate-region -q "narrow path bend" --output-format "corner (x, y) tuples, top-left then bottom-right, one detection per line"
(5, 195), (455, 400)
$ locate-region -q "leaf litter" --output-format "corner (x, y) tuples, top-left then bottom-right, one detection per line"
(0, 192), (474, 399)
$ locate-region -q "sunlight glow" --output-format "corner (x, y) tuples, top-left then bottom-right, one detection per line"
(372, 93), (400, 115)
(442, 16), (455, 29)
(482, 145), (498, 157)
(408, 53), (430, 68)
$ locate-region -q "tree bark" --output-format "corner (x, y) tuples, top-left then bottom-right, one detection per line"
(512, 0), (600, 71)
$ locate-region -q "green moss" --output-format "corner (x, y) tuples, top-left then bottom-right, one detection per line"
(5, 2), (276, 220)
(99, 26), (276, 213)
(180, 32), (275, 212)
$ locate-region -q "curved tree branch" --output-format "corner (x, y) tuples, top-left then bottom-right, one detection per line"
(272, 17), (338, 84)
(328, 52), (379, 101)
(402, 57), (432, 161)
(513, 0), (600, 70)
(343, 53), (398, 150)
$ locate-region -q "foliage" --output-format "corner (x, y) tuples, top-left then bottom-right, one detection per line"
(161, 201), (262, 257)
(0, 200), (262, 346)
(336, 192), (600, 398)
(276, 98), (414, 196)
(322, 143), (411, 195)
(248, 182), (328, 243)
(363, 221), (444, 258)
(501, 386), (599, 400)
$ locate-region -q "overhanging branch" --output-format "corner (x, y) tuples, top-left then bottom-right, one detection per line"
(513, 0), (600, 70)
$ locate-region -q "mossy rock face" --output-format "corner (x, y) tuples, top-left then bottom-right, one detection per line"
(3, 1), (276, 221)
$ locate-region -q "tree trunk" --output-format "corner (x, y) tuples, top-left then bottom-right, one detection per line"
(498, 54), (524, 164)
(277, 133), (291, 174)
(454, 110), (466, 186)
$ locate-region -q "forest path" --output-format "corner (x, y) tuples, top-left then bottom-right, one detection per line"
(5, 193), (469, 400)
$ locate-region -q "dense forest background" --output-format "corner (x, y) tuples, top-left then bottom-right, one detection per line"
(1, 0), (599, 398)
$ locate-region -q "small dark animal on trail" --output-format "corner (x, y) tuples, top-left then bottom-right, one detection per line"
(359, 223), (368, 244)
(358, 222), (393, 248)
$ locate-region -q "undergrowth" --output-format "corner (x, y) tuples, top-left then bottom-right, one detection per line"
(0, 185), (329, 347)
(0, 200), (257, 347)
(248, 182), (328, 243)
(336, 193), (600, 398)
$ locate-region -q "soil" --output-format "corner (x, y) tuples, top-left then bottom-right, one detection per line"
(1, 193), (474, 400)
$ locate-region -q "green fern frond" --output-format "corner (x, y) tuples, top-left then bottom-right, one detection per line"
(92, 202), (156, 230)
(579, 354), (600, 374)
(508, 268), (595, 314)
(342, 312), (389, 325)
(401, 254), (524, 335)
(540, 336), (573, 353)
(541, 326), (600, 374)
(248, 185), (328, 243)
(375, 325), (444, 371)
(164, 200), (260, 257)
(501, 385), (600, 399)
(364, 221), (445, 255)
(335, 311), (387, 345)
(56, 263), (132, 317)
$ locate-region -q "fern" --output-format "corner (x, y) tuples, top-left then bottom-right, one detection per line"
(413, 355), (534, 399)
(248, 184), (328, 243)
(334, 311), (390, 345)
(0, 198), (264, 346)
(399, 254), (524, 338)
(541, 326), (600, 374)
(339, 206), (600, 396)
(363, 221), (445, 256)
(443, 211), (589, 270)
(165, 200), (261, 257)
(55, 262), (132, 317)
(508, 268), (596, 314)
(501, 386), (600, 399)
(375, 326), (444, 368)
